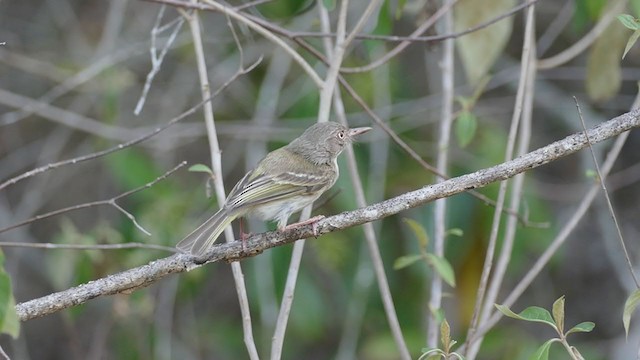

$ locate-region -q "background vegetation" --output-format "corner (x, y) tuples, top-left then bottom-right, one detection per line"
(1, 0), (640, 359)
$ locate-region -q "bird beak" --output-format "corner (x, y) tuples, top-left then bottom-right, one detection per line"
(348, 127), (372, 138)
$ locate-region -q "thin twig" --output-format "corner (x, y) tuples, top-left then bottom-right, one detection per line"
(427, 0), (455, 348)
(134, 6), (185, 115)
(465, 7), (536, 356)
(290, 0), (539, 44)
(573, 97), (640, 288)
(0, 242), (178, 252)
(15, 109), (640, 322)
(183, 5), (259, 359)
(147, 0), (324, 88)
(0, 57), (260, 192)
(0, 162), (188, 235)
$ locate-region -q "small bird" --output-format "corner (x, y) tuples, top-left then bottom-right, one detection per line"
(177, 122), (371, 256)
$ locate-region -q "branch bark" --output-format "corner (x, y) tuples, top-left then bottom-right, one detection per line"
(15, 108), (640, 321)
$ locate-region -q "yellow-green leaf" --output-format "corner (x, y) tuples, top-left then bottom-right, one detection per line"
(402, 218), (429, 249)
(623, 29), (640, 59)
(586, 22), (627, 101)
(618, 14), (640, 30)
(454, 0), (515, 84)
(441, 318), (451, 352)
(188, 164), (213, 174)
(455, 110), (478, 148)
(552, 295), (565, 334)
(566, 321), (595, 335)
(0, 269), (19, 338)
(393, 254), (423, 270)
(425, 254), (456, 287)
(623, 289), (640, 338)
(528, 338), (557, 360)
(495, 304), (555, 327)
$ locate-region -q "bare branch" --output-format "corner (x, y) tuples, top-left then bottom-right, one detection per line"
(0, 57), (260, 191)
(0, 162), (187, 235)
(15, 109), (640, 321)
(574, 97), (640, 288)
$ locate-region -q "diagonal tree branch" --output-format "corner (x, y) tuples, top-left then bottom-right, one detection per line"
(15, 108), (640, 321)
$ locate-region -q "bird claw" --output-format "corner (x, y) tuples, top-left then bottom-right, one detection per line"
(282, 215), (325, 237)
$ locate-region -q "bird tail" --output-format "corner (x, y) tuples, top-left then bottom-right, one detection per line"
(176, 209), (238, 256)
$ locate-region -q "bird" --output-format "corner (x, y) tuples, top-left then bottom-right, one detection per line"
(176, 122), (371, 256)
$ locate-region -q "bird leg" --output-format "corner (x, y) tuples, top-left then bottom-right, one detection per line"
(281, 215), (325, 237)
(239, 217), (253, 251)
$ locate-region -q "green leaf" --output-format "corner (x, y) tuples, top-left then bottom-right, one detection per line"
(188, 164), (213, 174)
(322, 0), (335, 11)
(455, 110), (478, 148)
(393, 254), (424, 270)
(419, 347), (445, 360)
(623, 289), (640, 338)
(623, 29), (640, 59)
(446, 228), (464, 237)
(0, 269), (19, 338)
(495, 304), (555, 327)
(618, 14), (640, 30)
(552, 295), (565, 333)
(528, 338), (557, 360)
(402, 218), (429, 249)
(425, 254), (456, 287)
(566, 321), (595, 335)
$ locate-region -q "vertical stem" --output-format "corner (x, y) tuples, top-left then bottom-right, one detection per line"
(426, 0), (455, 348)
(185, 5), (259, 359)
(464, 6), (535, 358)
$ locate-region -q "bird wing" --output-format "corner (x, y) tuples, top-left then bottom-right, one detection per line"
(224, 149), (333, 210)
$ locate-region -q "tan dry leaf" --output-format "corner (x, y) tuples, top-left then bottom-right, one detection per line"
(586, 22), (627, 102)
(454, 0), (516, 84)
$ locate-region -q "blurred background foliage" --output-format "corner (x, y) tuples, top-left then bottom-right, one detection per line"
(1, 0), (640, 359)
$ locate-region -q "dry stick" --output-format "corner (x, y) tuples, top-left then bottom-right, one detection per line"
(0, 59), (260, 192)
(248, 51), (292, 346)
(0, 88), (137, 141)
(134, 6), (185, 115)
(339, 0), (457, 74)
(270, 0), (349, 357)
(16, 109), (640, 322)
(574, 97), (640, 289)
(427, 0), (455, 348)
(466, 7), (537, 359)
(537, 0), (626, 69)
(465, 6), (536, 356)
(194, 0), (324, 88)
(473, 24), (537, 358)
(471, 130), (631, 346)
(0, 161), (187, 236)
(0, 242), (178, 252)
(324, 2), (412, 358)
(335, 45), (392, 360)
(183, 5), (259, 359)
(289, 0), (539, 43)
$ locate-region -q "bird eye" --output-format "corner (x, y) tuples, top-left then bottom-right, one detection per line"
(337, 131), (345, 139)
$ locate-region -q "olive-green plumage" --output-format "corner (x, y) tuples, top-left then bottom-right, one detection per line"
(177, 122), (371, 256)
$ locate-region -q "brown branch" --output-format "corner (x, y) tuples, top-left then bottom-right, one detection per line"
(16, 109), (640, 321)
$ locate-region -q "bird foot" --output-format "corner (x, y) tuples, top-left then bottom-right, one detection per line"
(282, 215), (325, 237)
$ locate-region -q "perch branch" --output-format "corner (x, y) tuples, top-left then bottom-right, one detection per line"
(15, 109), (640, 321)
